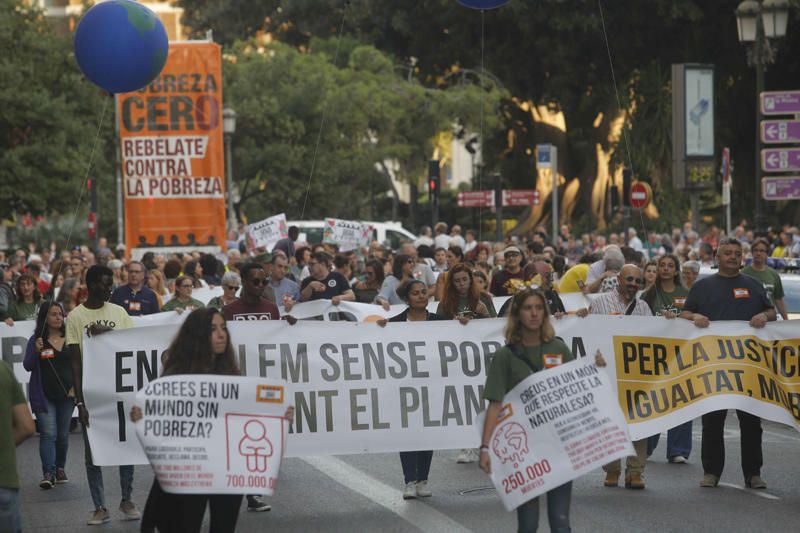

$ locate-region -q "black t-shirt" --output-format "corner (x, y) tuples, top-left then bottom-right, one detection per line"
(490, 269), (526, 296)
(40, 338), (73, 401)
(683, 273), (773, 321)
(301, 272), (351, 301)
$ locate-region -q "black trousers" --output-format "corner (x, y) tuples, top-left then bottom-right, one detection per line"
(141, 480), (243, 533)
(701, 409), (763, 479)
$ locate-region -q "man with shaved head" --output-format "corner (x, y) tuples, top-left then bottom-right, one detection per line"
(589, 263), (652, 489)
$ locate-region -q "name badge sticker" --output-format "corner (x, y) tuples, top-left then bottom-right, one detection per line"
(544, 354), (563, 368)
(733, 288), (750, 299)
(41, 348), (55, 360)
(673, 297), (686, 308)
(129, 301), (141, 311)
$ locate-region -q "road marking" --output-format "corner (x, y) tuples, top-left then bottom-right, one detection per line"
(717, 482), (780, 500)
(301, 456), (473, 533)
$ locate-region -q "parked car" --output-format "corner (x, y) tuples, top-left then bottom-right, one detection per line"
(288, 220), (417, 250)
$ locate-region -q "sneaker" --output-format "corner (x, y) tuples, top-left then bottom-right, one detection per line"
(668, 455), (688, 464)
(625, 472), (645, 490)
(403, 482), (417, 500)
(246, 495), (272, 512)
(39, 472), (55, 490)
(603, 472), (619, 487)
(55, 468), (69, 484)
(87, 508), (110, 526)
(119, 500), (141, 521)
(745, 475), (767, 489)
(700, 473), (720, 488)
(416, 480), (432, 498)
(456, 449), (475, 463)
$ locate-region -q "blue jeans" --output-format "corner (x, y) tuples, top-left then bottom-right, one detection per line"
(37, 397), (74, 475)
(82, 424), (134, 510)
(0, 487), (21, 533)
(647, 420), (692, 459)
(516, 481), (572, 533)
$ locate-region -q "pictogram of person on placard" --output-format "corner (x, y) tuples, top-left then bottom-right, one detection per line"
(238, 420), (274, 472)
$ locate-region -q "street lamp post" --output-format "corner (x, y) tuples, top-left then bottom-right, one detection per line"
(222, 107), (237, 232)
(736, 0), (790, 234)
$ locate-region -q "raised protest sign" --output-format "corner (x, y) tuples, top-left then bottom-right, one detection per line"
(481, 358), (634, 511)
(245, 213), (288, 251)
(134, 375), (288, 494)
(323, 218), (373, 252)
(117, 42), (227, 253)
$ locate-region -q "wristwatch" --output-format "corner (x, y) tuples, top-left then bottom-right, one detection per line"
(479, 445), (489, 453)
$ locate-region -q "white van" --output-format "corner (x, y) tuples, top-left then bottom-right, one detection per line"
(288, 220), (417, 250)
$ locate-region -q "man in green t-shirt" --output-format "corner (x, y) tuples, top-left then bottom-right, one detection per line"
(0, 361), (36, 533)
(67, 265), (138, 526)
(742, 238), (787, 320)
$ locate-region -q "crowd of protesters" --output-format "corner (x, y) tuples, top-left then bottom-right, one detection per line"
(0, 217), (797, 530)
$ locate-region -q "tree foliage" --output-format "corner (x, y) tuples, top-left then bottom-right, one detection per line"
(180, 0), (800, 227)
(0, 0), (116, 236)
(223, 38), (504, 222)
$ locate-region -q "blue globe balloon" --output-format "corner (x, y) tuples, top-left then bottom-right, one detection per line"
(74, 0), (169, 94)
(457, 0), (511, 9)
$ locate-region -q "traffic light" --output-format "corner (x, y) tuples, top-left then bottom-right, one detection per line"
(428, 160), (440, 205)
(622, 168), (632, 207)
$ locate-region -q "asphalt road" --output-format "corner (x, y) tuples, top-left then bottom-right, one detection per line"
(14, 415), (800, 532)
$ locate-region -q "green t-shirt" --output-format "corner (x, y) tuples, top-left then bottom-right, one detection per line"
(647, 286), (690, 316)
(8, 300), (38, 321)
(162, 297), (205, 312)
(742, 266), (784, 305)
(483, 338), (575, 402)
(0, 362), (27, 489)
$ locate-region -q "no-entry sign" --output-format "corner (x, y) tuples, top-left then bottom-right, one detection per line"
(629, 182), (652, 209)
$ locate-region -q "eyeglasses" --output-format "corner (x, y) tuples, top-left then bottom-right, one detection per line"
(623, 276), (644, 285)
(505, 252), (520, 258)
(248, 278), (267, 286)
(224, 285), (240, 291)
(752, 248), (768, 254)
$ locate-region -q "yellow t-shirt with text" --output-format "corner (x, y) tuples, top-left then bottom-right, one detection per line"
(65, 303), (133, 354)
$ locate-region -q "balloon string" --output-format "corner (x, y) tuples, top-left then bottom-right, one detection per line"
(597, 0), (650, 246)
(36, 95), (110, 339)
(299, 1), (349, 220)
(478, 8), (485, 244)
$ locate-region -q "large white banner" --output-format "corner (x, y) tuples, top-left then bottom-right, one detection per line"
(482, 358), (634, 511)
(135, 375), (288, 495)
(81, 316), (800, 466)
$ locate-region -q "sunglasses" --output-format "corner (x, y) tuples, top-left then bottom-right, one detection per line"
(623, 276), (644, 285)
(505, 252), (520, 258)
(224, 285), (240, 291)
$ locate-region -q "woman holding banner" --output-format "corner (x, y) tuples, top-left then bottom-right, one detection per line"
(131, 308), (293, 533)
(23, 301), (74, 489)
(437, 263), (496, 321)
(641, 254), (692, 463)
(480, 288), (605, 532)
(378, 279), (445, 499)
